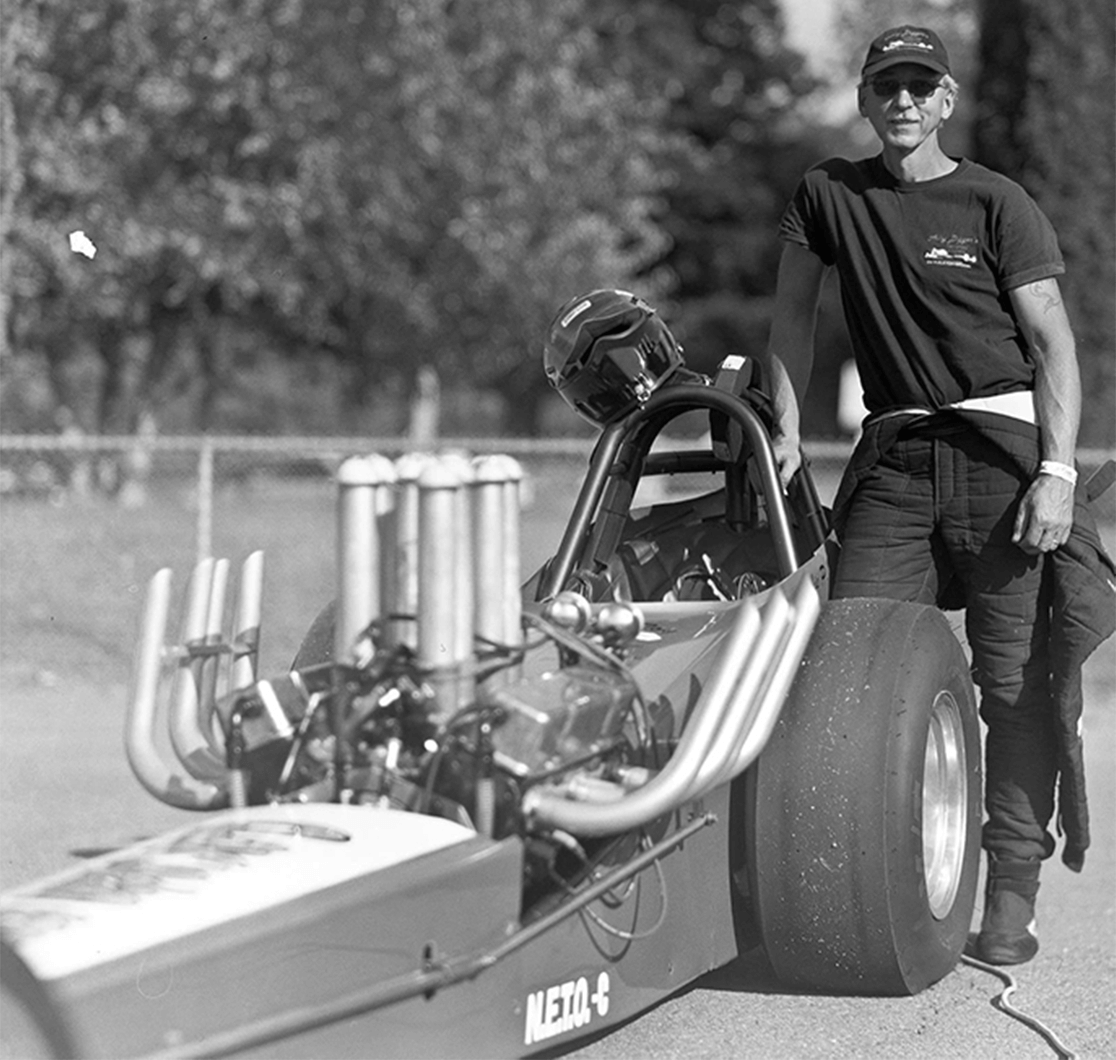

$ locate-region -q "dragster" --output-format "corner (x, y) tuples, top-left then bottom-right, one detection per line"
(0, 357), (982, 1059)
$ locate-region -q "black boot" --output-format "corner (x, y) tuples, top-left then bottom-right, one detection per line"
(974, 856), (1040, 965)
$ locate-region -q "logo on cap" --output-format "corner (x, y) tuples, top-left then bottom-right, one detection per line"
(863, 25), (950, 77)
(881, 32), (935, 53)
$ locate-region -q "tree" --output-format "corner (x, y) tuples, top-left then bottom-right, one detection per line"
(3, 0), (298, 432)
(7, 0), (854, 437)
(586, 1), (824, 375)
(974, 0), (1115, 449)
(0, 5), (27, 368)
(350, 0), (675, 433)
(3, 0), (675, 436)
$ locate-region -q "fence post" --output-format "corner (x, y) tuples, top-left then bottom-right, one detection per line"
(197, 439), (214, 563)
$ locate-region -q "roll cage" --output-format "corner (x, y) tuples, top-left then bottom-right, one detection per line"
(535, 369), (830, 604)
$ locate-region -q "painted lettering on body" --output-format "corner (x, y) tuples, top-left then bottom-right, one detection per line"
(524, 971), (610, 1046)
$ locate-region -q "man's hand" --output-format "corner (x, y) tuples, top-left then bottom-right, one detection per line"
(772, 431), (803, 487)
(1012, 474), (1075, 554)
(763, 352), (807, 488)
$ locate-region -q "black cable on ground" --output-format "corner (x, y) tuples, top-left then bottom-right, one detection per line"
(959, 953), (1078, 1059)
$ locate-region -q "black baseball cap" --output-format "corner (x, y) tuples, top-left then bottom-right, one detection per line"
(861, 25), (951, 80)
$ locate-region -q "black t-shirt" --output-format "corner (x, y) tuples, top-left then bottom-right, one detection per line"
(779, 156), (1065, 412)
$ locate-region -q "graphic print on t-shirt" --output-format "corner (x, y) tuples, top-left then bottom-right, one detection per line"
(924, 233), (978, 269)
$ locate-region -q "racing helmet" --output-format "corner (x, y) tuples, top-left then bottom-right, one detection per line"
(543, 289), (684, 425)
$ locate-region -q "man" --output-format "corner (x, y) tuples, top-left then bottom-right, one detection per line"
(764, 25), (1113, 966)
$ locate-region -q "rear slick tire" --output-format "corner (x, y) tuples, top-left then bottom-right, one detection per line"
(747, 598), (981, 996)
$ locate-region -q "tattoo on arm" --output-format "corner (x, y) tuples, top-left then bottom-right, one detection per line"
(1029, 280), (1062, 314)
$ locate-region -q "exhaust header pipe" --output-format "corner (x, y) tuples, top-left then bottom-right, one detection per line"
(521, 579), (821, 837)
(125, 552), (265, 810)
(127, 448), (524, 808)
(126, 567), (227, 810)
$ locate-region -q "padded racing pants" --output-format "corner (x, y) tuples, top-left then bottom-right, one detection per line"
(832, 418), (1057, 863)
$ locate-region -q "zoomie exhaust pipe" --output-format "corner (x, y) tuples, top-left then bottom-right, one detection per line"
(125, 567), (228, 809)
(125, 552), (264, 809)
(683, 589), (792, 800)
(128, 451), (525, 808)
(714, 580), (821, 786)
(169, 556), (228, 780)
(522, 578), (821, 837)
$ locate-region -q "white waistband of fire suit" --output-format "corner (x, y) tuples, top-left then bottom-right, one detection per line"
(949, 390), (1036, 424)
(868, 391), (1036, 427)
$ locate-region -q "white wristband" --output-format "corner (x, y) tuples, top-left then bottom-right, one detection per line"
(1038, 460), (1078, 486)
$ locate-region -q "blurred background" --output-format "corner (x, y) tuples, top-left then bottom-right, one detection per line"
(0, 0), (1113, 608)
(1, 0), (1112, 450)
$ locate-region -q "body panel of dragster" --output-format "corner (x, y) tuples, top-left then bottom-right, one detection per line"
(0, 564), (837, 1058)
(2, 797), (736, 1059)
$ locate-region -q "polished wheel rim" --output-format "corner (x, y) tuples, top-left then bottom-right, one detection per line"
(922, 690), (968, 919)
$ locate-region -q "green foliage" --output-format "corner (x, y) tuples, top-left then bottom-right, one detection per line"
(587, 1), (832, 379)
(974, 0), (1116, 448)
(4, 0), (850, 436)
(3, 0), (677, 434)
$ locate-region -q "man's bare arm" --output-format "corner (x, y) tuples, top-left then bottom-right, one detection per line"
(764, 243), (829, 484)
(1007, 276), (1081, 553)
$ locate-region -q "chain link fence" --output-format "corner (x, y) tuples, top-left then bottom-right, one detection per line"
(1, 433), (1112, 566)
(0, 435), (841, 543)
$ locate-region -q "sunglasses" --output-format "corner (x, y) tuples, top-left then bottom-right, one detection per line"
(867, 77), (943, 100)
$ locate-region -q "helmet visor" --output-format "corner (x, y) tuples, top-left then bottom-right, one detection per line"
(560, 346), (652, 423)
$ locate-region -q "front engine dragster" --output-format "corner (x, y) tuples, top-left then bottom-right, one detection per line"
(0, 358), (982, 1059)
